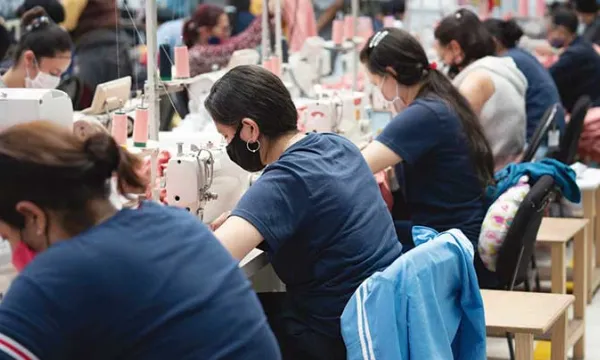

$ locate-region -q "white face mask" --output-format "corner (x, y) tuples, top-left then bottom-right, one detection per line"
(378, 76), (406, 113)
(25, 60), (61, 89)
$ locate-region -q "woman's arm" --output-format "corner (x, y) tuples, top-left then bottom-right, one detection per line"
(214, 216), (264, 261)
(457, 70), (495, 116)
(362, 141), (403, 174)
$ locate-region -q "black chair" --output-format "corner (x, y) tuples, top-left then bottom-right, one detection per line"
(549, 95), (592, 164)
(494, 175), (557, 360)
(521, 104), (560, 163)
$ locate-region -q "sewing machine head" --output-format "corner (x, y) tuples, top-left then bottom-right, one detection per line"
(0, 89), (73, 131)
(161, 132), (249, 223)
(187, 70), (227, 115)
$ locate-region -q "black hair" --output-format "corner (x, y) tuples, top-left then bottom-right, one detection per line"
(13, 6), (73, 63)
(434, 9), (496, 68)
(574, 0), (598, 14)
(17, 0), (65, 24)
(0, 121), (146, 235)
(381, 0), (406, 16)
(229, 0), (251, 12)
(204, 65), (298, 138)
(483, 18), (524, 50)
(549, 1), (574, 15)
(552, 7), (579, 34)
(360, 28), (495, 189)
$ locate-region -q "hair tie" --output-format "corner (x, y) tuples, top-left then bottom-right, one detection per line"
(24, 16), (50, 33)
(428, 62), (437, 70)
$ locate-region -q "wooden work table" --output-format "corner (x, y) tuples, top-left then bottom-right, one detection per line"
(483, 290), (574, 360)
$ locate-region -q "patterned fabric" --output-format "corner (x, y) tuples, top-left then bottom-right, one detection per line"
(478, 176), (531, 272)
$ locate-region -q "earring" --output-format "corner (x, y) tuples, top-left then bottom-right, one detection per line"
(246, 140), (261, 153)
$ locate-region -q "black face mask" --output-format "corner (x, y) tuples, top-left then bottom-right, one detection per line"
(226, 125), (265, 172)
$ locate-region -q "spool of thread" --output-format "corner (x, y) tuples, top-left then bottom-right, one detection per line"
(263, 57), (274, 72)
(270, 55), (281, 77)
(174, 46), (191, 78)
(111, 112), (128, 146)
(133, 107), (149, 147)
(535, 0), (545, 17)
(159, 44), (172, 81)
(332, 19), (344, 45)
(518, 0), (528, 17)
(344, 16), (355, 40)
(383, 16), (395, 28)
(358, 16), (374, 39)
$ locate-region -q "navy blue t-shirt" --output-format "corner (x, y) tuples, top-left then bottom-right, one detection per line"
(505, 47), (566, 140)
(232, 132), (401, 338)
(0, 202), (280, 360)
(550, 36), (600, 113)
(376, 97), (487, 247)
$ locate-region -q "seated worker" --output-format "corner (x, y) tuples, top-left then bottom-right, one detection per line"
(548, 7), (600, 112)
(185, 4), (264, 76)
(575, 0), (600, 45)
(484, 18), (566, 141)
(0, 7), (71, 89)
(17, 0), (65, 24)
(230, 0), (255, 35)
(207, 65), (402, 360)
(374, 0), (406, 31)
(435, 9), (528, 170)
(359, 29), (496, 287)
(0, 122), (281, 360)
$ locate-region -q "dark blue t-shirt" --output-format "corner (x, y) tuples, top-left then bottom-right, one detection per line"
(376, 97), (487, 247)
(550, 36), (600, 113)
(0, 202), (280, 360)
(232, 132), (401, 338)
(505, 47), (566, 140)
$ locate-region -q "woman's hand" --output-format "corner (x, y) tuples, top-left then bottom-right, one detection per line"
(210, 211), (231, 231)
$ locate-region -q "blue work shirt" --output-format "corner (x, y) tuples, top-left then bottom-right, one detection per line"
(505, 47), (565, 140)
(376, 97), (488, 248)
(549, 36), (600, 113)
(0, 202), (280, 360)
(232, 132), (401, 338)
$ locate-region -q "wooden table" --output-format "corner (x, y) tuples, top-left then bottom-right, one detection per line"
(483, 290), (574, 360)
(536, 217), (588, 359)
(577, 181), (600, 303)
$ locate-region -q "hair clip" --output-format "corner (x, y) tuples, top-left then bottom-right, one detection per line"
(24, 16), (50, 33)
(455, 12), (462, 19)
(369, 30), (389, 49)
(429, 62), (437, 70)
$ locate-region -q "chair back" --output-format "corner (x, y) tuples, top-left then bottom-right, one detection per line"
(551, 95), (591, 164)
(496, 175), (556, 290)
(521, 104), (559, 163)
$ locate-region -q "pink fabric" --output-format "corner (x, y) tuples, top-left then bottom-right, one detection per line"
(579, 108), (600, 162)
(375, 171), (394, 211)
(283, 0), (317, 53)
(11, 242), (36, 272)
(321, 72), (366, 91)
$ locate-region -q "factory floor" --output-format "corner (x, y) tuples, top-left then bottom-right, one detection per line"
(486, 289), (600, 359)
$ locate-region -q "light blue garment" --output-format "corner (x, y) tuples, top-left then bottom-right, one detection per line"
(157, 19), (185, 56)
(489, 158), (580, 204)
(341, 227), (487, 360)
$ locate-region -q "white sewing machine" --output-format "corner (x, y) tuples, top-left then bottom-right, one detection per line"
(287, 37), (332, 98)
(160, 132), (249, 223)
(0, 89), (74, 131)
(298, 89), (372, 147)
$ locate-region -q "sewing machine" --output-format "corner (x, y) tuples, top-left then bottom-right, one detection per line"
(160, 132), (249, 223)
(287, 37), (332, 98)
(298, 89), (372, 147)
(0, 89), (74, 131)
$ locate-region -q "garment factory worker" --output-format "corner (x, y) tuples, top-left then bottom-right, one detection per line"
(17, 0), (65, 24)
(207, 65), (402, 360)
(575, 0), (600, 45)
(483, 18), (566, 141)
(185, 3), (265, 76)
(0, 7), (71, 89)
(0, 122), (281, 360)
(360, 28), (496, 287)
(435, 9), (528, 170)
(548, 7), (600, 112)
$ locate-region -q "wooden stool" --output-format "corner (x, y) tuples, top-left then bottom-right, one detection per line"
(483, 290), (574, 360)
(536, 217), (588, 359)
(578, 185), (600, 303)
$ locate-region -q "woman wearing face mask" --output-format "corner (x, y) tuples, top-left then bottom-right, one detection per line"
(207, 65), (401, 360)
(0, 121), (281, 360)
(360, 28), (497, 287)
(434, 9), (528, 170)
(0, 7), (72, 89)
(185, 3), (272, 76)
(483, 18), (566, 142)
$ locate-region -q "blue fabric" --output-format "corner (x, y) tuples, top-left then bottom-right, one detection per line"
(376, 96), (487, 248)
(233, 12), (256, 35)
(489, 158), (580, 203)
(341, 227), (487, 360)
(0, 202), (280, 360)
(505, 48), (566, 140)
(157, 19), (185, 56)
(232, 132), (402, 338)
(549, 36), (600, 113)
